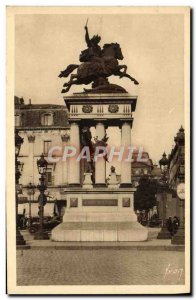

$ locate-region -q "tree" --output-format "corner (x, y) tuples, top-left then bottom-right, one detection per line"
(134, 175), (157, 213)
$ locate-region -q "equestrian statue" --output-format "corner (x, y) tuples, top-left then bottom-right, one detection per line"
(59, 21), (139, 93)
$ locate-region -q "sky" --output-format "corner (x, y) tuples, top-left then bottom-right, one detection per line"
(15, 12), (185, 165)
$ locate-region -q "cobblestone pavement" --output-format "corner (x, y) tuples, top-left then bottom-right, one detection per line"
(17, 249), (185, 286)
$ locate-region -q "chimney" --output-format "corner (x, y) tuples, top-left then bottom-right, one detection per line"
(29, 99), (32, 105)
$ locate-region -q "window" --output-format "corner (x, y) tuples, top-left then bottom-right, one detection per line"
(41, 113), (53, 126)
(44, 140), (52, 155)
(45, 167), (53, 185)
(15, 114), (21, 126)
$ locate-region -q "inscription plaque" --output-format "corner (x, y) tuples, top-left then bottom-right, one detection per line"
(82, 199), (118, 206)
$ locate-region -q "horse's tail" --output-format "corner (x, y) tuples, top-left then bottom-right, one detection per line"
(58, 64), (79, 78)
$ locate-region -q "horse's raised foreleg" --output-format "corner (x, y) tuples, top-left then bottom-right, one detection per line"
(114, 70), (139, 85)
(122, 73), (139, 85)
(118, 65), (127, 78)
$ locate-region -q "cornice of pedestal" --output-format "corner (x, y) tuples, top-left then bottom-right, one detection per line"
(64, 93), (137, 112)
(62, 187), (136, 193)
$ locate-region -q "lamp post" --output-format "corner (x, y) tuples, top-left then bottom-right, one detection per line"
(34, 154), (49, 240)
(171, 182), (185, 245)
(157, 152), (171, 239)
(15, 130), (26, 246)
(171, 126), (185, 245)
(26, 182), (36, 229)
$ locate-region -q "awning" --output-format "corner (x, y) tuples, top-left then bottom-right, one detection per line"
(18, 202), (55, 217)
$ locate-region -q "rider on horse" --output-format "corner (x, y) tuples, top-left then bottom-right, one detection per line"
(80, 25), (107, 75)
(80, 24), (102, 62)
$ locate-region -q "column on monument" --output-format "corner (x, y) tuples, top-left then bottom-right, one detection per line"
(68, 122), (80, 185)
(61, 131), (70, 185)
(121, 122), (132, 186)
(27, 134), (35, 183)
(95, 122), (106, 186)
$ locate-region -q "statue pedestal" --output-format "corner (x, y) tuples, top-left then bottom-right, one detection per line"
(51, 93), (148, 242)
(51, 187), (148, 242)
(108, 172), (119, 188)
(83, 173), (93, 189)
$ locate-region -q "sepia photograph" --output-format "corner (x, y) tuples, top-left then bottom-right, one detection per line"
(6, 6), (190, 294)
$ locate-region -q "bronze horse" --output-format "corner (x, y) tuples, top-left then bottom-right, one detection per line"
(59, 43), (139, 93)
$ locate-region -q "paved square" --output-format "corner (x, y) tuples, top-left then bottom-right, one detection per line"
(17, 249), (185, 285)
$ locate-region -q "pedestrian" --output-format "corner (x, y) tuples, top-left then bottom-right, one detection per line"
(137, 213), (142, 224)
(173, 216), (180, 235)
(167, 216), (174, 237)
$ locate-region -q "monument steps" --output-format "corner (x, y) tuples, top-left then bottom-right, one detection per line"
(51, 221), (148, 242)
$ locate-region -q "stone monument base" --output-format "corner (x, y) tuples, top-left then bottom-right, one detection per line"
(51, 219), (148, 242)
(51, 187), (148, 242)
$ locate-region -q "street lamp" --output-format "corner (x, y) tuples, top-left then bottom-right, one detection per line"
(34, 154), (49, 240)
(16, 160), (24, 185)
(26, 182), (36, 229)
(37, 153), (48, 175)
(171, 182), (185, 244)
(15, 130), (26, 246)
(157, 152), (171, 239)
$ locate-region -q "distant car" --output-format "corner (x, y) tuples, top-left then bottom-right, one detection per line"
(28, 216), (62, 234)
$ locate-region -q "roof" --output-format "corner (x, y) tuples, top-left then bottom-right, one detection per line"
(16, 104), (66, 110)
(131, 150), (153, 168)
(15, 96), (66, 110)
(15, 96), (69, 128)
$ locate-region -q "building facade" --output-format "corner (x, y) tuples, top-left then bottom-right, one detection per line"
(167, 126), (185, 218)
(157, 126), (185, 219)
(168, 126), (185, 189)
(131, 150), (155, 187)
(15, 96), (69, 217)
